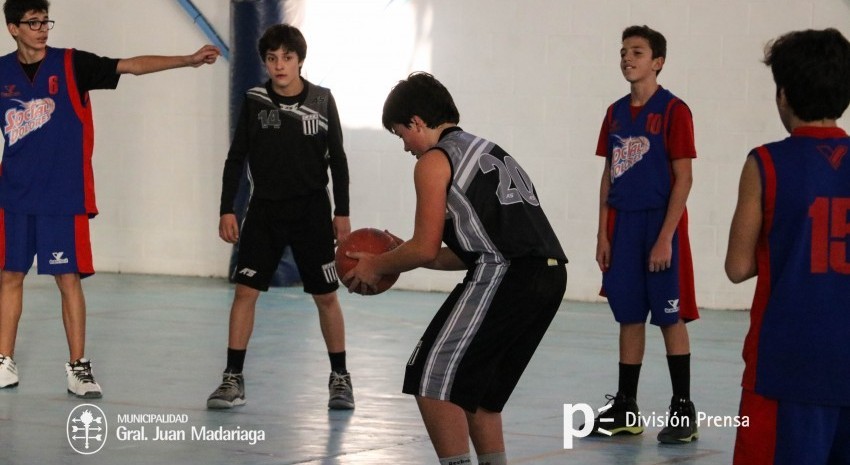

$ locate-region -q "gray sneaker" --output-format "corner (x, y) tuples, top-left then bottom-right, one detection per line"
(0, 354), (18, 388)
(328, 371), (354, 410)
(207, 372), (246, 409)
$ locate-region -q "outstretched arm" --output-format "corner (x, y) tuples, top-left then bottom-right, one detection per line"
(116, 44), (220, 75)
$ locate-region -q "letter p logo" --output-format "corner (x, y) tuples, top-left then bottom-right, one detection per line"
(563, 403), (596, 449)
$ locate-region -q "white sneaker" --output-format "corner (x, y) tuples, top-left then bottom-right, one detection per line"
(65, 359), (102, 398)
(0, 354), (18, 388)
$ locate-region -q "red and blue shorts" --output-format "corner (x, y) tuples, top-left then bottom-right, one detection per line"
(601, 207), (698, 326)
(734, 389), (850, 465)
(0, 209), (94, 277)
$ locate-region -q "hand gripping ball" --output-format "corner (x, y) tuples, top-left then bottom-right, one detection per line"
(335, 228), (401, 295)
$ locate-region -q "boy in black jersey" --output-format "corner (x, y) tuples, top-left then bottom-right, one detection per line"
(0, 0), (219, 398)
(344, 72), (567, 465)
(207, 24), (354, 410)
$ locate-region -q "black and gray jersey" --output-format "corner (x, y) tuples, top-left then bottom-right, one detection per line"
(220, 78), (349, 216)
(434, 127), (567, 266)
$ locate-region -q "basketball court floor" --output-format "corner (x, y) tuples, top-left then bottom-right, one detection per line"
(0, 272), (747, 464)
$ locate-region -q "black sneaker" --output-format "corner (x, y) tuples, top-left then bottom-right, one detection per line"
(657, 396), (699, 444)
(327, 371), (354, 410)
(583, 393), (644, 436)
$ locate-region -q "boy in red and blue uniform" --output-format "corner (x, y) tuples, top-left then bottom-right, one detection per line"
(588, 25), (699, 444)
(726, 28), (850, 465)
(0, 0), (219, 398)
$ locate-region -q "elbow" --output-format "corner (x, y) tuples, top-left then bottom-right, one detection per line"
(418, 247), (440, 265)
(724, 261), (754, 284)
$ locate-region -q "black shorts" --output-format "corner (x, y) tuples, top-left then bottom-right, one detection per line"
(233, 191), (339, 294)
(403, 258), (567, 413)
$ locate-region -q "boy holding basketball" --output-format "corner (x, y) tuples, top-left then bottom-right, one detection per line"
(0, 0), (219, 397)
(726, 28), (850, 465)
(207, 24), (355, 410)
(345, 72), (567, 465)
(588, 25), (699, 444)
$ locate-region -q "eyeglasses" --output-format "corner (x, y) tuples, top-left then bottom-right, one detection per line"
(18, 19), (55, 31)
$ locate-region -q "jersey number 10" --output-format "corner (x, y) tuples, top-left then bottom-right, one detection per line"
(809, 196), (850, 274)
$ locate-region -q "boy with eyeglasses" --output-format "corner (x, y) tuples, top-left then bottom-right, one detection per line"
(0, 0), (219, 398)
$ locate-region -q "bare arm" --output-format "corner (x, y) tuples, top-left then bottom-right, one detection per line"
(426, 247), (467, 271)
(116, 45), (219, 76)
(596, 158), (612, 272)
(725, 156), (762, 283)
(648, 158), (693, 272)
(344, 149), (450, 290)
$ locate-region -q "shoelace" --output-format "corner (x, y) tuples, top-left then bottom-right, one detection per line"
(668, 398), (690, 418)
(214, 375), (242, 395)
(70, 362), (96, 384)
(329, 373), (350, 394)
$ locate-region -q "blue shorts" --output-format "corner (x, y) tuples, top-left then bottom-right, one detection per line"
(734, 389), (850, 465)
(0, 210), (94, 277)
(602, 207), (697, 326)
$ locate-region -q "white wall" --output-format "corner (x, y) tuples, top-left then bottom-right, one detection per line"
(15, 0), (850, 309)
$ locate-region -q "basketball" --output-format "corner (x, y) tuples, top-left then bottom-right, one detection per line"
(335, 228), (401, 295)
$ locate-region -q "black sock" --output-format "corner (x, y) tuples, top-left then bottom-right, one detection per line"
(667, 353), (691, 400)
(225, 348), (246, 374)
(329, 351), (347, 374)
(618, 362), (642, 400)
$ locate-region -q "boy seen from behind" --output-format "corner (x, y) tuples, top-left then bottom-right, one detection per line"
(726, 28), (850, 465)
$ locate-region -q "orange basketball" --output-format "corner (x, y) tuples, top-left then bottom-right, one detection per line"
(335, 228), (400, 295)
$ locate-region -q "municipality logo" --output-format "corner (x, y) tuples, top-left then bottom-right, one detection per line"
(67, 404), (107, 454)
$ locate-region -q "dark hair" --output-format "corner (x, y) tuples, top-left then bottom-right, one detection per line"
(764, 28), (850, 121)
(382, 72), (460, 131)
(4, 0), (49, 25)
(257, 24), (307, 63)
(622, 25), (667, 60)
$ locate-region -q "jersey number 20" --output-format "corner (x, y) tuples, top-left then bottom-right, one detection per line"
(478, 154), (539, 206)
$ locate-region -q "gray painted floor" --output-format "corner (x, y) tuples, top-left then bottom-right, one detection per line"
(0, 273), (747, 464)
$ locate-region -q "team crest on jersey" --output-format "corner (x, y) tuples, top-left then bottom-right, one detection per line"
(1, 84), (20, 98)
(4, 97), (56, 146)
(302, 113), (320, 136)
(817, 144), (847, 170)
(610, 135), (650, 180)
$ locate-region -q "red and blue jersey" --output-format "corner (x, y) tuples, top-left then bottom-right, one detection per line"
(0, 47), (96, 216)
(598, 86), (695, 211)
(743, 126), (850, 406)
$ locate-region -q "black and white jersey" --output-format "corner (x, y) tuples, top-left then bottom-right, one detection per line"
(434, 127), (567, 266)
(220, 79), (349, 216)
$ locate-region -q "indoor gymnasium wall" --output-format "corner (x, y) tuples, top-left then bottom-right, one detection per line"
(32, 1), (850, 309)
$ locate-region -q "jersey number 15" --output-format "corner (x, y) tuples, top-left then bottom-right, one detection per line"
(809, 196), (850, 274)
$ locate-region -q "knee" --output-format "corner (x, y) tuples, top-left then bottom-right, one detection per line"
(233, 284), (260, 304)
(0, 272), (24, 289)
(312, 291), (338, 310)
